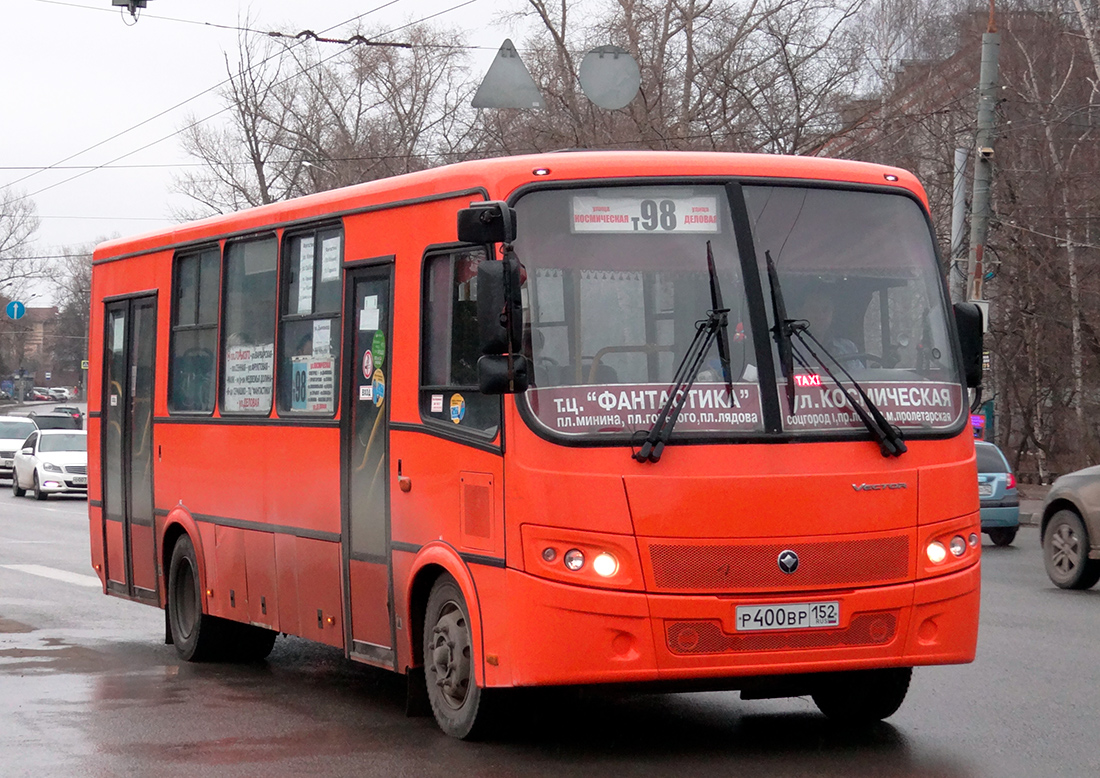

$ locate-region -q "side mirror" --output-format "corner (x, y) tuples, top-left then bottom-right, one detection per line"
(457, 201), (517, 245)
(21, 446), (33, 455)
(478, 355), (530, 395)
(476, 256), (524, 356)
(954, 302), (983, 388)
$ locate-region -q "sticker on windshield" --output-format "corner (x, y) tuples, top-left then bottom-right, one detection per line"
(572, 195), (719, 234)
(529, 382), (762, 435)
(782, 380), (964, 432)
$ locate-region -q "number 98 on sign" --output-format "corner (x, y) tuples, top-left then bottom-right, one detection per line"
(571, 195), (719, 234)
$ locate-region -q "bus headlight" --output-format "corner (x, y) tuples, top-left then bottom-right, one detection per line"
(563, 549), (585, 571)
(926, 541), (947, 564)
(950, 536), (967, 557)
(592, 552), (618, 577)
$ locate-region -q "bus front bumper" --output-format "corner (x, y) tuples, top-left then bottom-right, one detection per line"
(498, 562), (979, 688)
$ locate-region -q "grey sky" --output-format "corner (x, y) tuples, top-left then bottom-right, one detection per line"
(3, 0), (515, 255)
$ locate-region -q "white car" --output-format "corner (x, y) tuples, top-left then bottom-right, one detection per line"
(0, 415), (39, 481)
(12, 429), (88, 500)
(47, 388), (70, 401)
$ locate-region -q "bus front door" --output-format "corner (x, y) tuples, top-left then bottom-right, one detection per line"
(342, 264), (396, 668)
(101, 295), (158, 601)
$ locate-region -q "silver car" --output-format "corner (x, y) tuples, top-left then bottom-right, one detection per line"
(12, 429), (88, 500)
(0, 416), (38, 480)
(1040, 466), (1100, 589)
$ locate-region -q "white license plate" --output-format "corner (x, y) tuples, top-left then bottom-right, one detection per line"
(736, 601), (840, 632)
(72, 476), (87, 486)
(978, 482), (994, 497)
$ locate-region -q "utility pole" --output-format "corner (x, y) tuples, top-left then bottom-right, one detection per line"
(966, 2), (1001, 305)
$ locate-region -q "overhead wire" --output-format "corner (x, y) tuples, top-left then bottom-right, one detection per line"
(9, 0), (420, 193)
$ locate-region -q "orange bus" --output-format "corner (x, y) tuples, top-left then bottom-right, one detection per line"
(88, 152), (984, 738)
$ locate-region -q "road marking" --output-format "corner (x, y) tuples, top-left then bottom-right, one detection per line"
(1, 564), (101, 588)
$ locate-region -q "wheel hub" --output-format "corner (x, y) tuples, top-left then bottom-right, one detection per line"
(429, 603), (471, 709)
(1051, 525), (1079, 573)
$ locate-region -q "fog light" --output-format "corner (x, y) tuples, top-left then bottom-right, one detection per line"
(541, 547), (557, 563)
(926, 541), (947, 564)
(592, 552), (618, 577)
(563, 549), (585, 571)
(969, 533), (979, 547)
(950, 536), (966, 557)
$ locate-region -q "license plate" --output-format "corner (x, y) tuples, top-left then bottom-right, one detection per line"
(72, 476), (87, 486)
(978, 482), (994, 497)
(736, 601), (840, 632)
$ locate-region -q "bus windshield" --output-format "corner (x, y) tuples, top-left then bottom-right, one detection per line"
(513, 182), (964, 441)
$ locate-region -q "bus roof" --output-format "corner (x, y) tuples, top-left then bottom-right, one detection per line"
(93, 151), (925, 261)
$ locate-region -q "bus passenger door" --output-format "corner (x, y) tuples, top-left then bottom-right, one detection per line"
(101, 296), (158, 601)
(342, 264), (395, 668)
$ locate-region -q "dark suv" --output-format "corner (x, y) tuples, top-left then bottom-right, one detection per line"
(29, 412), (81, 431)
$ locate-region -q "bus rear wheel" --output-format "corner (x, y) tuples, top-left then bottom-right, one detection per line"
(812, 667), (912, 724)
(168, 535), (227, 662)
(423, 574), (492, 739)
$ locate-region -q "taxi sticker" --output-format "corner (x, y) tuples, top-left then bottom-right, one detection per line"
(372, 331), (386, 365)
(372, 368), (386, 407)
(450, 393), (466, 424)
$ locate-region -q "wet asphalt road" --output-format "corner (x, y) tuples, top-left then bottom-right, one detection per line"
(2, 492), (1100, 778)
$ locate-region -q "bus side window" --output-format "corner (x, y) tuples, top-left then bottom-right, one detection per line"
(277, 227), (342, 417)
(420, 249), (501, 435)
(221, 236), (278, 416)
(168, 247), (220, 414)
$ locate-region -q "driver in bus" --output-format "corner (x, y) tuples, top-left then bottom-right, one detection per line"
(796, 292), (865, 370)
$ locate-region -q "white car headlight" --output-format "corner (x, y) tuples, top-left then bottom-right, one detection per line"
(42, 462), (62, 473)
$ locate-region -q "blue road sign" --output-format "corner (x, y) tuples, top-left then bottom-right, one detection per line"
(6, 301), (25, 320)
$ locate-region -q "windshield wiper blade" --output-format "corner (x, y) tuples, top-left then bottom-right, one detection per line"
(791, 325), (908, 458)
(634, 307), (728, 464)
(764, 250), (796, 414)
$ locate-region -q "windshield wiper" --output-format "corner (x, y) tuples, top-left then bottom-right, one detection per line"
(634, 307), (728, 463)
(764, 250), (796, 414)
(790, 325), (908, 458)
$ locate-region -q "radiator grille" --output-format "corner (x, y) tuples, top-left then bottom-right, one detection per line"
(666, 612), (898, 654)
(648, 535), (909, 592)
(65, 465), (87, 475)
(0, 451), (13, 459)
(463, 483), (491, 539)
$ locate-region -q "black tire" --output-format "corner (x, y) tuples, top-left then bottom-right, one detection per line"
(167, 535), (227, 661)
(32, 472), (47, 501)
(11, 471), (25, 497)
(812, 667), (912, 724)
(225, 622), (278, 662)
(1043, 510), (1100, 590)
(423, 574), (492, 739)
(987, 527), (1017, 547)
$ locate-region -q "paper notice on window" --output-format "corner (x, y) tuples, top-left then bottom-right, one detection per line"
(571, 195), (720, 233)
(297, 236), (315, 314)
(359, 295), (380, 331)
(224, 343), (275, 412)
(321, 236), (341, 282)
(313, 318), (332, 355)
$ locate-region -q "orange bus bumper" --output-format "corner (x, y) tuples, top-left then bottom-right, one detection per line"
(499, 562), (979, 687)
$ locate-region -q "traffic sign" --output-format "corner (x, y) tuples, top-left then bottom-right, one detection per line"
(6, 301), (25, 320)
(81, 360), (90, 370)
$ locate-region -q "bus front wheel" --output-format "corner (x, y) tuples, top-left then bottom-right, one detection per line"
(423, 574), (492, 739)
(812, 667), (912, 724)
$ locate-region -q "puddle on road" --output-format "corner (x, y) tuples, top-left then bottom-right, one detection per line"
(0, 617), (35, 633)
